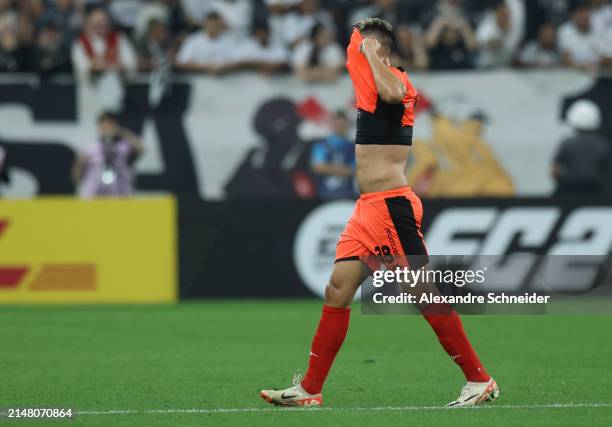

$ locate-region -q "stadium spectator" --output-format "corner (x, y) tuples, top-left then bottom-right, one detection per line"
(425, 14), (477, 70)
(476, 0), (526, 68)
(138, 17), (176, 105)
(392, 24), (429, 71)
(558, 3), (600, 71)
(292, 21), (344, 82)
(128, 0), (190, 39)
(591, 0), (612, 33)
(136, 18), (175, 72)
(72, 8), (136, 110)
(0, 9), (29, 71)
(35, 21), (72, 74)
(180, 0), (211, 26)
(0, 0), (17, 24)
(531, 0), (570, 25)
(517, 22), (561, 68)
(132, 1), (168, 41)
(108, 0), (148, 32)
(598, 25), (612, 72)
(160, 0), (190, 36)
(310, 111), (356, 199)
(206, 0), (254, 38)
(19, 0), (46, 24)
(235, 23), (288, 75)
(71, 8), (137, 80)
(269, 0), (336, 48)
(72, 111), (144, 198)
(552, 100), (610, 196)
(172, 0), (254, 37)
(419, 0), (478, 30)
(39, 0), (83, 40)
(0, 0), (606, 78)
(175, 11), (236, 74)
(349, 0), (408, 29)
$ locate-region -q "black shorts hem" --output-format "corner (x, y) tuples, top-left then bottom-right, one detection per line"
(334, 256), (361, 264)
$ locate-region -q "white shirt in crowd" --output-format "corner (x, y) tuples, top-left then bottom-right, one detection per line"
(518, 41), (560, 67)
(181, 0), (252, 37)
(108, 0), (147, 29)
(71, 33), (137, 81)
(269, 9), (335, 47)
(180, 0), (210, 22)
(209, 0), (253, 37)
(133, 3), (169, 40)
(291, 41), (345, 70)
(176, 31), (237, 67)
(595, 27), (612, 59)
(558, 21), (600, 65)
(236, 38), (289, 64)
(476, 0), (525, 68)
(592, 2), (612, 34)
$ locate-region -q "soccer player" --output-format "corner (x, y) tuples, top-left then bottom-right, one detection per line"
(260, 18), (499, 408)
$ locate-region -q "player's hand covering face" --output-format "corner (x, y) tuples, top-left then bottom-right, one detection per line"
(360, 37), (391, 67)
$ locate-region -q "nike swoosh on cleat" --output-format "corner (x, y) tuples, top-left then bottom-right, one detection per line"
(281, 393), (298, 399)
(462, 394), (480, 402)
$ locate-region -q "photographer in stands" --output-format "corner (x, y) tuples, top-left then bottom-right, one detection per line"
(72, 111), (144, 198)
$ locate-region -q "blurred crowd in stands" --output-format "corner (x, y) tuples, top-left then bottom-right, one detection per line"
(0, 0), (610, 81)
(0, 0), (610, 199)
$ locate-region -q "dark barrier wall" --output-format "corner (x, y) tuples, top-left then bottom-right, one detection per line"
(179, 198), (316, 298)
(179, 197), (612, 299)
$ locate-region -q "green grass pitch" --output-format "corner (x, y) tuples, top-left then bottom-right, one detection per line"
(1, 301), (611, 426)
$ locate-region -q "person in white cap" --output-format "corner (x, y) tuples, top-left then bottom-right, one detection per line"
(552, 100), (610, 195)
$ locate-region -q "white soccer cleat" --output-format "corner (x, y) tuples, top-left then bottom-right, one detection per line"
(447, 377), (500, 407)
(260, 374), (322, 407)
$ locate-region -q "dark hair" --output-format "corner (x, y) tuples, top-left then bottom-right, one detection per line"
(205, 11), (223, 21)
(86, 6), (109, 18)
(40, 20), (61, 32)
(308, 22), (328, 66)
(252, 20), (269, 34)
(97, 111), (118, 124)
(539, 21), (556, 30)
(568, 0), (590, 13)
(310, 22), (326, 42)
(353, 18), (395, 47)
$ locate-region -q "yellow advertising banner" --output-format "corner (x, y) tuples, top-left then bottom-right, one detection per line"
(0, 197), (176, 304)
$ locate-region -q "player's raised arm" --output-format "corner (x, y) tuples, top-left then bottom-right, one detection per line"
(360, 38), (406, 104)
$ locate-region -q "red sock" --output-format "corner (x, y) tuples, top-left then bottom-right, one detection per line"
(300, 305), (351, 395)
(421, 303), (490, 383)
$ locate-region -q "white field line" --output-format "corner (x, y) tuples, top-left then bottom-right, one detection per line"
(78, 403), (612, 416)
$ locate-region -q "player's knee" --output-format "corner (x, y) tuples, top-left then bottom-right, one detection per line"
(324, 278), (351, 308)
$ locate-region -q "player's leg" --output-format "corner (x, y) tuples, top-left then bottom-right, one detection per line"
(300, 260), (368, 394)
(260, 259), (368, 407)
(382, 190), (499, 406)
(407, 276), (499, 406)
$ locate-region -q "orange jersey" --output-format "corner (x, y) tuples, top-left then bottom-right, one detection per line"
(346, 29), (418, 127)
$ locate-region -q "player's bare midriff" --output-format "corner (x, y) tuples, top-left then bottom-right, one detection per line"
(355, 144), (409, 194)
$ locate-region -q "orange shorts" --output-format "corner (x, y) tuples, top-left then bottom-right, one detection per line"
(336, 186), (429, 269)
